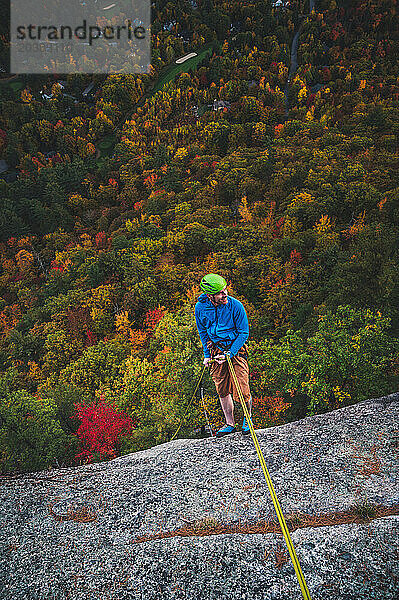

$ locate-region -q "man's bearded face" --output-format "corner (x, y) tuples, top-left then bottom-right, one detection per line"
(210, 286), (228, 305)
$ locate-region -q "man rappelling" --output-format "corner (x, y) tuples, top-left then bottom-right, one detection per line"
(195, 273), (253, 437)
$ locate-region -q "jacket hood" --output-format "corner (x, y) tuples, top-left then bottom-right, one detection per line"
(197, 293), (210, 303)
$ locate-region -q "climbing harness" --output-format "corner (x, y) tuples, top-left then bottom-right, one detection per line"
(226, 353), (312, 600)
(170, 363), (208, 441)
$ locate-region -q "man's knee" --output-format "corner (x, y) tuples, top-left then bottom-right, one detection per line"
(219, 393), (232, 402)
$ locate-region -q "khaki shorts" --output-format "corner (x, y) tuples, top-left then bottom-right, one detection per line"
(209, 346), (251, 402)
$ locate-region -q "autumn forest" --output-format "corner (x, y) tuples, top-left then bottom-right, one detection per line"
(0, 0), (398, 473)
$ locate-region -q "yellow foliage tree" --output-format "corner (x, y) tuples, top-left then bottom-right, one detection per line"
(288, 191), (314, 209)
(252, 122), (268, 143)
(306, 106), (315, 121)
(314, 215), (339, 249)
(27, 360), (42, 382)
(174, 147), (189, 160)
(298, 86), (308, 103)
(21, 89), (32, 103)
(68, 193), (86, 210)
(15, 249), (35, 273)
(84, 284), (114, 313)
(238, 196), (253, 222)
(54, 250), (73, 272)
(115, 310), (132, 338)
(79, 233), (92, 249)
(315, 214), (332, 234)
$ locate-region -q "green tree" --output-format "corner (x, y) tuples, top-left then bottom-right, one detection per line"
(0, 368), (75, 473)
(249, 306), (399, 416)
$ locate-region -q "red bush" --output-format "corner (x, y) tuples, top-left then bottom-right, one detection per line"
(144, 307), (165, 330)
(73, 396), (136, 463)
(95, 231), (108, 249)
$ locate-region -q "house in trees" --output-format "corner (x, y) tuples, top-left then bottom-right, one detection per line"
(178, 29), (191, 44)
(163, 20), (177, 32)
(230, 20), (243, 33)
(40, 89), (54, 101)
(39, 80), (68, 101)
(211, 100), (230, 111)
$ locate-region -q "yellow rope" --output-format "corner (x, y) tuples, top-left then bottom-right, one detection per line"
(226, 354), (312, 600)
(170, 364), (207, 441)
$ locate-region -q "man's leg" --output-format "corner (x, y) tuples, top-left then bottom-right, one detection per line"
(230, 353), (253, 432)
(245, 396), (252, 418)
(219, 393), (235, 426)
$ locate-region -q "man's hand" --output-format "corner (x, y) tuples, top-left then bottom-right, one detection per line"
(213, 354), (226, 364)
(203, 357), (213, 366)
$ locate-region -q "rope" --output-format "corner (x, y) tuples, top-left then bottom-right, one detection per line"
(170, 364), (207, 441)
(200, 383), (214, 437)
(226, 354), (312, 600)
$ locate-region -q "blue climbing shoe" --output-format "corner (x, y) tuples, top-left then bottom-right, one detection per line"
(215, 424), (236, 438)
(242, 417), (250, 435)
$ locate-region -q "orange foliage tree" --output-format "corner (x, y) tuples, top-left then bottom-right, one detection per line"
(251, 395), (291, 428)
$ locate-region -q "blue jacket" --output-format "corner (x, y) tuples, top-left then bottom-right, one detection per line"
(195, 293), (249, 358)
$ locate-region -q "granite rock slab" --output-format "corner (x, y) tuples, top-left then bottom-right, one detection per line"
(1, 394), (398, 599)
